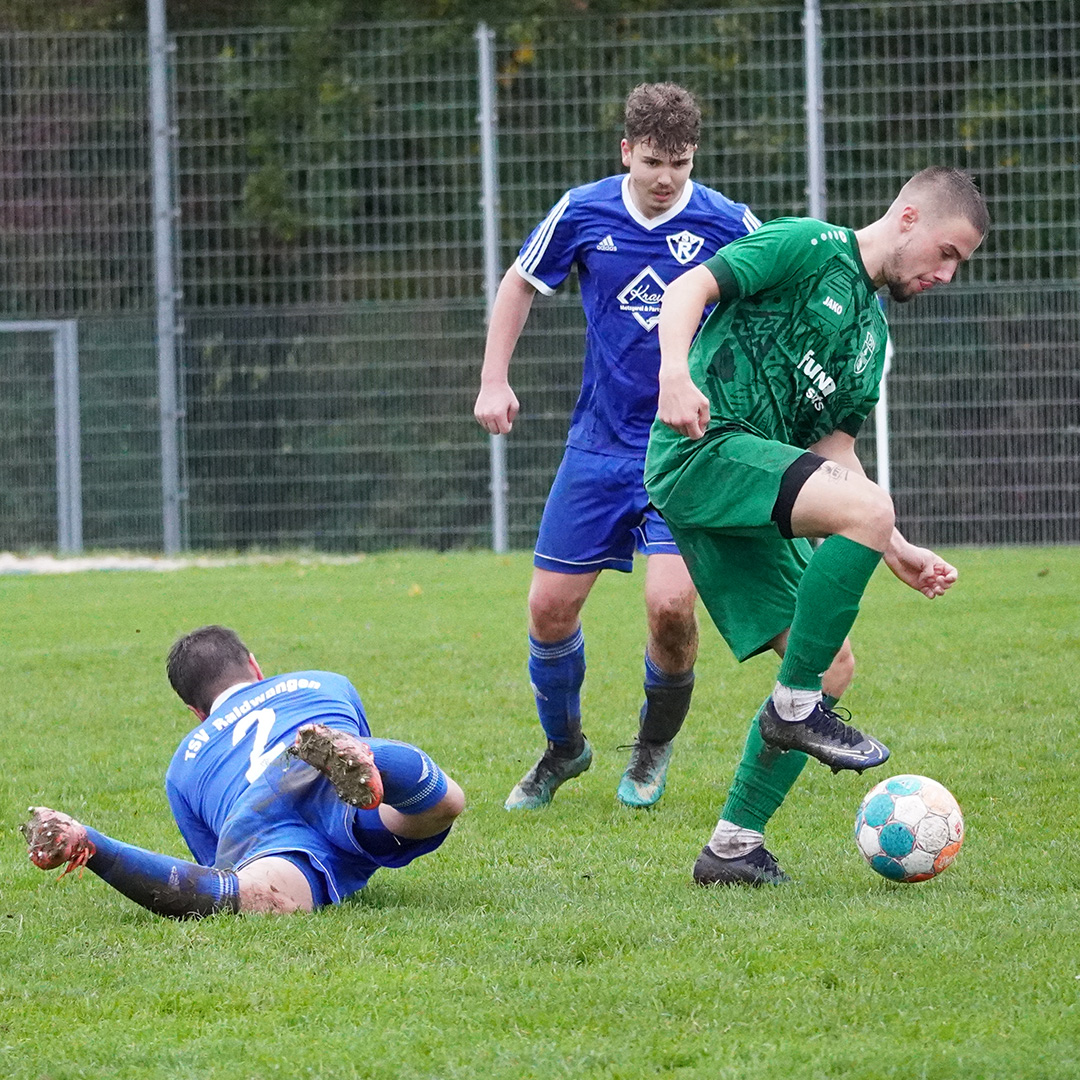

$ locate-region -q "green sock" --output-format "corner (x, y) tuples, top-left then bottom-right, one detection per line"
(720, 692), (842, 832)
(721, 699), (808, 831)
(777, 535), (883, 691)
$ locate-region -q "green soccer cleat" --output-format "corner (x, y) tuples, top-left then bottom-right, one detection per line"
(504, 739), (593, 810)
(616, 739), (674, 808)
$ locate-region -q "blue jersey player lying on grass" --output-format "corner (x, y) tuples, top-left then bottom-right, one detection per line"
(21, 625), (465, 918)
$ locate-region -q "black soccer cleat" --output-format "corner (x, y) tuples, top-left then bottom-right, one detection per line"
(692, 843), (790, 887)
(757, 698), (889, 774)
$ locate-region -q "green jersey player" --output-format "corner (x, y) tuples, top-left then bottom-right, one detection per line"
(645, 167), (988, 887)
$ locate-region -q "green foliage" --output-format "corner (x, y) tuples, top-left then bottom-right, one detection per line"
(2, 547), (1079, 1078)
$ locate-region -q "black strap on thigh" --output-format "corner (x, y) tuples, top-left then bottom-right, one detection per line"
(771, 451), (827, 539)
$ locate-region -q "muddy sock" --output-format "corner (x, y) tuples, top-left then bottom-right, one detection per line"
(637, 652), (694, 744)
(84, 828), (240, 919)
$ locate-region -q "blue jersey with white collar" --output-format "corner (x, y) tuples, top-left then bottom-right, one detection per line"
(515, 174), (758, 456)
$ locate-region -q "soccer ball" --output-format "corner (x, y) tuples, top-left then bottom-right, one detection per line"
(854, 774), (964, 882)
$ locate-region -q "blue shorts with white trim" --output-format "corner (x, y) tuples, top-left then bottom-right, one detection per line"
(213, 751), (448, 908)
(533, 445), (680, 574)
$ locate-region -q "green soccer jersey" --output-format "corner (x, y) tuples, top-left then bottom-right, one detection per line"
(647, 217), (889, 477)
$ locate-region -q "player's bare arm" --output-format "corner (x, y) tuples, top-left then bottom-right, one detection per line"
(474, 268), (536, 435)
(656, 264), (720, 439)
(807, 430), (957, 599)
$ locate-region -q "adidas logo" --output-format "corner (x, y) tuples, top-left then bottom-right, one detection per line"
(596, 235), (618, 252)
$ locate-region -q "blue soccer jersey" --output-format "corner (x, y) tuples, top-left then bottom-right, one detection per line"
(165, 671), (445, 904)
(165, 670), (368, 861)
(515, 174), (759, 456)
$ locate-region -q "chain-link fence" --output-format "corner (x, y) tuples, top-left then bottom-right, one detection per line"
(1, 3), (1077, 553)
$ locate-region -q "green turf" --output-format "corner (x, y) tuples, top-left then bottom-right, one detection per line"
(2, 548), (1077, 1079)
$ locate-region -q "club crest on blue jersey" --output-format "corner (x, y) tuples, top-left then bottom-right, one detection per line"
(617, 266), (669, 330)
(666, 229), (705, 265)
(511, 174), (757, 455)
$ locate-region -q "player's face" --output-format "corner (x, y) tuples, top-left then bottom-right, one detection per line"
(620, 138), (695, 219)
(882, 211), (984, 303)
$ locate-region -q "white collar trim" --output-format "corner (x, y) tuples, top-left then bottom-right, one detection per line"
(621, 174), (695, 230)
(208, 681), (255, 716)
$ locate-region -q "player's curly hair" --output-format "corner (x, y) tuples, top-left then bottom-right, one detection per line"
(167, 624), (253, 716)
(623, 82), (701, 155)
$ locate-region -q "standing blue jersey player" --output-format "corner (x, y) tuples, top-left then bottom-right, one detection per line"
(22, 625), (464, 917)
(474, 83), (760, 810)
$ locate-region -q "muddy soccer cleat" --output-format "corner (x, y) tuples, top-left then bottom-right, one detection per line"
(21, 807), (97, 878)
(616, 739), (674, 808)
(757, 698), (890, 774)
(692, 843), (790, 887)
(504, 739), (593, 810)
(290, 723), (384, 809)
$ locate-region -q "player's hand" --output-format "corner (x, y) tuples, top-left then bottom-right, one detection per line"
(657, 374), (711, 440)
(474, 382), (520, 435)
(885, 542), (958, 598)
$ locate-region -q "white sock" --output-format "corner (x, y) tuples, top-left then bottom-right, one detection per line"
(707, 819), (764, 859)
(772, 682), (821, 722)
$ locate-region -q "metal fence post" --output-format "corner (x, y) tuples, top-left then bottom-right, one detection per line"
(803, 0), (825, 220)
(875, 336), (893, 495)
(805, 0), (890, 489)
(148, 0), (182, 555)
(476, 21), (509, 554)
(54, 320), (82, 553)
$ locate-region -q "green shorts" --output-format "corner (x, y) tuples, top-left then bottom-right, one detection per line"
(646, 431), (822, 662)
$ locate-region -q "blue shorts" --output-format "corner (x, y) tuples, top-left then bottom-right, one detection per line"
(213, 753), (448, 908)
(534, 446), (680, 574)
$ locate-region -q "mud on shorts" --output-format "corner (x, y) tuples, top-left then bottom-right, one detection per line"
(646, 431), (825, 661)
(214, 753), (449, 908)
(533, 445), (681, 574)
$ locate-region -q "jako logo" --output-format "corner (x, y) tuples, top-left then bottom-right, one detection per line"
(822, 295), (843, 315)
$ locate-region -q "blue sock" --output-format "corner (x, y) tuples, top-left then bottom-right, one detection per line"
(366, 738), (448, 814)
(638, 651), (694, 744)
(83, 827), (240, 919)
(528, 627), (586, 750)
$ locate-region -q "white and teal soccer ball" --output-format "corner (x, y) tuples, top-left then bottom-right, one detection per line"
(854, 774), (964, 882)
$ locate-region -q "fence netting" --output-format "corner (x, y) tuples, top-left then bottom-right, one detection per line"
(1, 3), (1077, 552)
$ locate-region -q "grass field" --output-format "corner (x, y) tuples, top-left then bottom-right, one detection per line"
(2, 547), (1078, 1079)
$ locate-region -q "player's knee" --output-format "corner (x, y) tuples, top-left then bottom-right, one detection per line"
(439, 777), (466, 823)
(236, 859), (315, 915)
(647, 599), (697, 649)
(867, 486), (896, 538)
(527, 590), (581, 641)
(413, 777), (465, 837)
(837, 484), (894, 548)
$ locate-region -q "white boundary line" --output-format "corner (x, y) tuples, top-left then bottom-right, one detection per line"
(0, 553), (370, 576)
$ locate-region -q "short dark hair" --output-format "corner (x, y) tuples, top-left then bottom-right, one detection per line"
(623, 82), (701, 156)
(901, 167), (990, 236)
(167, 625), (253, 716)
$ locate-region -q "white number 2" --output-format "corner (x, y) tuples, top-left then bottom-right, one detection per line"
(231, 708), (288, 784)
